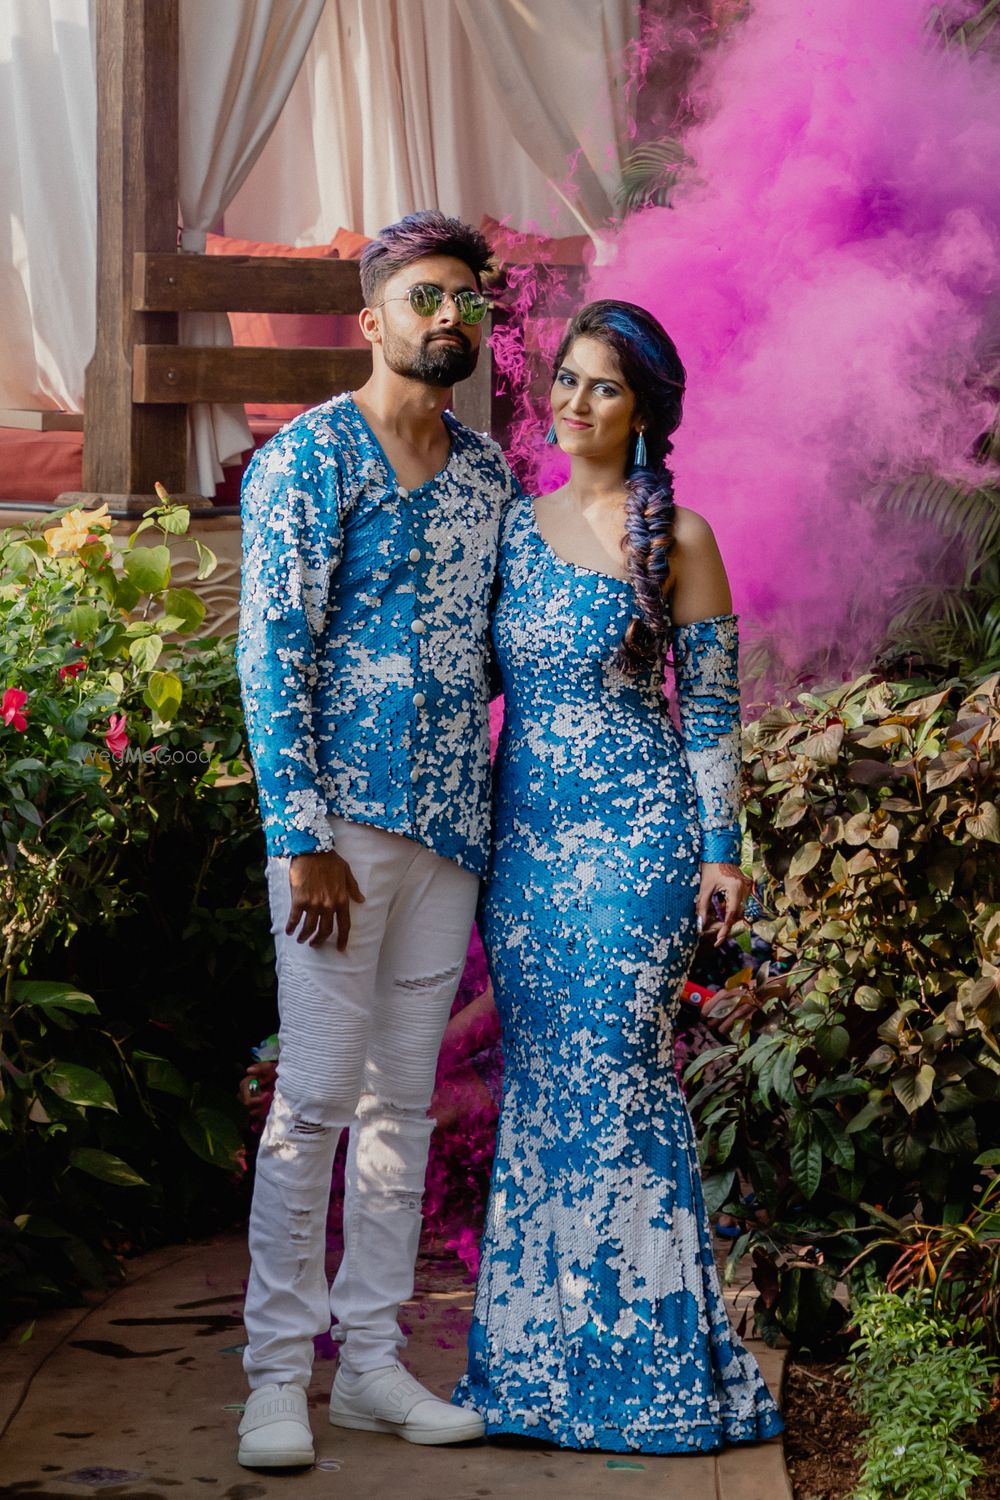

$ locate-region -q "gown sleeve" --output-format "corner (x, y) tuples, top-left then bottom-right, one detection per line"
(672, 613), (743, 864)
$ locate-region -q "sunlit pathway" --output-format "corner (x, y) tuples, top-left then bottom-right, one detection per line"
(0, 1234), (789, 1499)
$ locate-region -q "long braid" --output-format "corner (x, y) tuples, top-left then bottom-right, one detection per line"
(615, 453), (676, 675)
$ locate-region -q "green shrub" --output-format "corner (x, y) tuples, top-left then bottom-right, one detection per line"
(686, 672), (1000, 1344)
(0, 500), (272, 1315)
(845, 1287), (994, 1499)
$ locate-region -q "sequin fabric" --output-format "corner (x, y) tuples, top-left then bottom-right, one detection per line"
(237, 394), (517, 875)
(453, 495), (783, 1452)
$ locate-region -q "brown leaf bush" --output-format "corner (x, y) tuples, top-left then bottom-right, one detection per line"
(686, 673), (1000, 1346)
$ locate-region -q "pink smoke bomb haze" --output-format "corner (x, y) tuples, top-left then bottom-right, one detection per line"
(577, 0), (1000, 681)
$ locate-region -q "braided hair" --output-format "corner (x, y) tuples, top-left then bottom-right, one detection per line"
(551, 300), (686, 675)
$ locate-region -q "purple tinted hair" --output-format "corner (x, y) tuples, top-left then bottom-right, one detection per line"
(359, 211), (495, 305)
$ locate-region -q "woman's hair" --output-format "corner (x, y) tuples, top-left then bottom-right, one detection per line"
(552, 300), (686, 675)
(360, 211), (494, 305)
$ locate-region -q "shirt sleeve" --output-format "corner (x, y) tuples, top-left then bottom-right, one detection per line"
(672, 612), (743, 864)
(236, 422), (344, 857)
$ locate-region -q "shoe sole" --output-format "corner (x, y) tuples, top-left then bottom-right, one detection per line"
(329, 1409), (484, 1445)
(237, 1445), (314, 1468)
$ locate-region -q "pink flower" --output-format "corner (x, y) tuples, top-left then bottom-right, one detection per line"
(59, 659), (87, 681)
(105, 712), (129, 757)
(2, 688), (29, 732)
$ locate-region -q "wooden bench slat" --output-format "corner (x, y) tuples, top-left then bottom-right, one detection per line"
(134, 252), (367, 314)
(132, 345), (372, 404)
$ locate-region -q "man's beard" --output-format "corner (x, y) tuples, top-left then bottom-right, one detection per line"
(382, 328), (479, 387)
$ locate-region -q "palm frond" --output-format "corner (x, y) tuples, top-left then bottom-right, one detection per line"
(928, 0), (1000, 55)
(617, 139), (695, 214)
(886, 559), (1000, 679)
(880, 473), (1000, 579)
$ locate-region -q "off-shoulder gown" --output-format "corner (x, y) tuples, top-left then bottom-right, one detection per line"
(452, 494), (783, 1454)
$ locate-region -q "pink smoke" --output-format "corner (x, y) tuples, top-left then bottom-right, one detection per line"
(504, 0), (1000, 684)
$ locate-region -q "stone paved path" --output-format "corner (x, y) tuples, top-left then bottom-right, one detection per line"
(0, 1234), (791, 1500)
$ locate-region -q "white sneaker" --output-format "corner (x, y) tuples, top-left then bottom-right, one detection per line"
(329, 1360), (485, 1445)
(237, 1382), (314, 1468)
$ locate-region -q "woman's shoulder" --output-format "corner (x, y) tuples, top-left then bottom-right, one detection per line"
(671, 504), (717, 545)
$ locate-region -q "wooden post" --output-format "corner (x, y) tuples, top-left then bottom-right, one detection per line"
(76, 0), (187, 511)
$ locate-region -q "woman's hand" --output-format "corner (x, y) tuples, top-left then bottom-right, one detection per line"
(239, 1061), (277, 1117)
(696, 861), (751, 947)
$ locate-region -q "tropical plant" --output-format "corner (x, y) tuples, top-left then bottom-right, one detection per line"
(844, 1287), (994, 1500)
(617, 138), (695, 213)
(686, 671), (1000, 1344)
(0, 498), (271, 1315)
(852, 1172), (1000, 1356)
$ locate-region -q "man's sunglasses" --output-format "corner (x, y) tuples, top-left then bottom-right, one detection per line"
(373, 282), (491, 325)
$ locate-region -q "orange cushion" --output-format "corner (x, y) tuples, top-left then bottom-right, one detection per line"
(479, 215), (591, 267)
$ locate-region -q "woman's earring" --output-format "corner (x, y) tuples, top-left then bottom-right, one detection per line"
(634, 429), (648, 468)
(545, 422), (558, 444)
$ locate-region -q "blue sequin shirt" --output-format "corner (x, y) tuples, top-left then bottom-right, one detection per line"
(236, 393), (519, 875)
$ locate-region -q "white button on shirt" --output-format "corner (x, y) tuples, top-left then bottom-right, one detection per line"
(410, 766), (421, 783)
(412, 692), (426, 708)
(410, 619), (426, 635)
(408, 548), (421, 563)
(398, 487), (410, 499)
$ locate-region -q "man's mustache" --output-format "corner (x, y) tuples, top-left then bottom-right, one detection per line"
(424, 330), (471, 352)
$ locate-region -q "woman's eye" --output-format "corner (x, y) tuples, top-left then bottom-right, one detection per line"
(557, 372), (576, 386)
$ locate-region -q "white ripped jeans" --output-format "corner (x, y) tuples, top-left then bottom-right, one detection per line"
(242, 818), (479, 1389)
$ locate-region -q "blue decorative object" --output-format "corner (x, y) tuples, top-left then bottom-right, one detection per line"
(545, 422), (558, 444)
(453, 494), (782, 1454)
(633, 428), (648, 469)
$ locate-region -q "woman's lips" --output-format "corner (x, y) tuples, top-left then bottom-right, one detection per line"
(562, 418), (592, 429)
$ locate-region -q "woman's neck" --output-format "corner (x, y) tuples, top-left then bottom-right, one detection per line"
(564, 453), (629, 510)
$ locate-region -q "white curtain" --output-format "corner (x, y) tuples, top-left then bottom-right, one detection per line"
(224, 0), (637, 246)
(178, 0), (325, 495)
(0, 0), (95, 412)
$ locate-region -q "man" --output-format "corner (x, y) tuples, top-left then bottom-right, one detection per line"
(234, 212), (517, 1469)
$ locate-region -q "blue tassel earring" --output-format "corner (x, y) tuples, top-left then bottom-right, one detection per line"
(545, 422), (558, 444)
(633, 428), (648, 468)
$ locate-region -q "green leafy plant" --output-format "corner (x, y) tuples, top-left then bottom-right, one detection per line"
(686, 672), (1000, 1344)
(0, 498), (272, 1314)
(617, 139), (695, 212)
(844, 1287), (994, 1499)
(853, 1172), (1000, 1355)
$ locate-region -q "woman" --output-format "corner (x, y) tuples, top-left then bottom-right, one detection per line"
(452, 300), (783, 1453)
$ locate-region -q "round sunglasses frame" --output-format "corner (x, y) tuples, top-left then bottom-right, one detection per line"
(372, 282), (491, 325)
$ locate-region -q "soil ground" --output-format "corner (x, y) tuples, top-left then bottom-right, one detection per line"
(782, 1357), (1000, 1499)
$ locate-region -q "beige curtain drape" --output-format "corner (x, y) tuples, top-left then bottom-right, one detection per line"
(178, 0), (325, 495)
(0, 0), (95, 412)
(224, 0), (637, 245)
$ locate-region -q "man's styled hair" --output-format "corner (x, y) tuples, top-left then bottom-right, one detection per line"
(359, 211), (495, 306)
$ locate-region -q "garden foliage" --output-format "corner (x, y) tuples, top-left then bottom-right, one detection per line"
(686, 672), (1000, 1343)
(844, 1287), (994, 1500)
(0, 501), (271, 1314)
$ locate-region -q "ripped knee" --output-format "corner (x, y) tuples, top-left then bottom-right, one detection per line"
(260, 1086), (352, 1155)
(394, 963), (463, 993)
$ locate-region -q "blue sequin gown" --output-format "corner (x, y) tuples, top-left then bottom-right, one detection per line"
(452, 495), (783, 1453)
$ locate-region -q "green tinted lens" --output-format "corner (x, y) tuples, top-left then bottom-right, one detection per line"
(454, 291), (489, 324)
(408, 284), (444, 317)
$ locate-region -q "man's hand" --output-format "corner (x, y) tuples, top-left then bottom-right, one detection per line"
(287, 850), (365, 950)
(696, 861), (751, 947)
